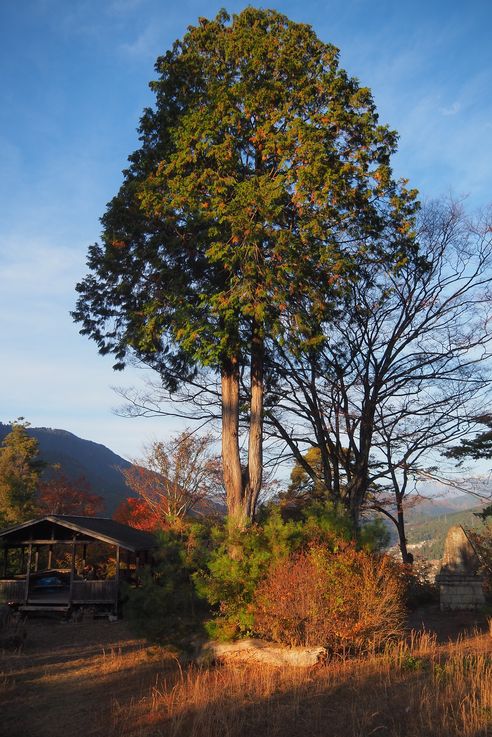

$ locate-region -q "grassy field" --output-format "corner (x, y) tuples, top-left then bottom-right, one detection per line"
(1, 613), (491, 737)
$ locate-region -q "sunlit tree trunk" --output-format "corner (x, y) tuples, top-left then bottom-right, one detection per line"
(221, 356), (244, 525)
(220, 322), (264, 527)
(245, 322), (264, 520)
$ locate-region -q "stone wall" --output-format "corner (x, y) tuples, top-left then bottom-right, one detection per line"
(437, 573), (485, 611)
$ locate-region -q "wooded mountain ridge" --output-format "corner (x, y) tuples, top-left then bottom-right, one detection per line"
(0, 423), (131, 513)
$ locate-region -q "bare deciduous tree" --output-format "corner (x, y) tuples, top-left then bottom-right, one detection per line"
(264, 200), (492, 546)
(122, 431), (223, 526)
(114, 200), (492, 552)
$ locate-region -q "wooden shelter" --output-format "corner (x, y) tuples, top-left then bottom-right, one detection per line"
(0, 515), (157, 615)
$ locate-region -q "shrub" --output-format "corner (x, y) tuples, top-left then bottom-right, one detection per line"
(466, 525), (492, 598)
(253, 542), (405, 654)
(400, 557), (438, 608)
(123, 522), (211, 644)
(195, 502), (354, 639)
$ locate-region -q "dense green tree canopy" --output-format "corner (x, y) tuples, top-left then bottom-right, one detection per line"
(73, 8), (418, 524)
(74, 7), (417, 374)
(0, 420), (44, 525)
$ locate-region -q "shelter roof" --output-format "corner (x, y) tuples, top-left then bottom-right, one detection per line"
(0, 515), (157, 552)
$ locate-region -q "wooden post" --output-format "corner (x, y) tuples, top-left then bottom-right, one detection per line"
(69, 537), (76, 606)
(48, 527), (54, 569)
(82, 544), (87, 570)
(114, 546), (120, 617)
(24, 543), (32, 604)
(3, 546), (8, 578)
(34, 547), (39, 572)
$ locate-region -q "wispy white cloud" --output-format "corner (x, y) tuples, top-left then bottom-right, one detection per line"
(0, 239), (83, 301)
(119, 24), (161, 58)
(440, 101), (461, 116)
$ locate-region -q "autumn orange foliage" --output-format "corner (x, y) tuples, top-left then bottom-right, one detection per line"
(113, 496), (161, 531)
(253, 543), (404, 653)
(37, 473), (105, 516)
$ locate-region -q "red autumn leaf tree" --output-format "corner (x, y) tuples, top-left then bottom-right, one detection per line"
(113, 496), (161, 532)
(37, 472), (105, 516)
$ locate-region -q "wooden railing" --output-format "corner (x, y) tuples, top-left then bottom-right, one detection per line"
(0, 580), (25, 604)
(0, 579), (118, 605)
(71, 580), (117, 602)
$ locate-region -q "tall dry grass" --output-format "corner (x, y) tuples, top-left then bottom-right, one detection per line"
(109, 630), (492, 737)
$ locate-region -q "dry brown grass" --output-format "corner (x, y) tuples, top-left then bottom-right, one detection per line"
(110, 629), (492, 737)
(0, 620), (178, 737)
(1, 616), (491, 737)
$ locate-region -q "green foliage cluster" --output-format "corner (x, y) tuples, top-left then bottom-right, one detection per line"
(195, 503), (385, 640)
(123, 502), (391, 645)
(123, 522), (212, 644)
(74, 7), (417, 375)
(446, 415), (492, 462)
(0, 420), (45, 526)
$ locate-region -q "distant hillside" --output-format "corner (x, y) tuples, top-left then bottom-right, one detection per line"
(0, 423), (131, 513)
(404, 493), (485, 524)
(381, 493), (490, 560)
(405, 505), (487, 559)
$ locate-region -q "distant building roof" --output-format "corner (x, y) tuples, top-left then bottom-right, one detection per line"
(0, 515), (157, 552)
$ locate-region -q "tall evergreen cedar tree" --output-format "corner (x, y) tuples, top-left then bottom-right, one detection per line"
(73, 8), (418, 527)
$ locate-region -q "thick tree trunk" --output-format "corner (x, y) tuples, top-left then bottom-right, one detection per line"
(221, 356), (245, 526)
(348, 475), (365, 531)
(245, 323), (264, 519)
(347, 403), (374, 531)
(220, 325), (265, 527)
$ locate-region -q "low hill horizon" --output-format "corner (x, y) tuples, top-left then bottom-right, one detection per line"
(1, 422), (488, 541)
(0, 423), (132, 514)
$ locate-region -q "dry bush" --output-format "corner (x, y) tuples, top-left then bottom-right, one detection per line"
(252, 543), (405, 653)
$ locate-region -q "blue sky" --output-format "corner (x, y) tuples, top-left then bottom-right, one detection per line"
(1, 0), (491, 460)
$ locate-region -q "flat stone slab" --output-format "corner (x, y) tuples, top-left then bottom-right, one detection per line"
(198, 638), (327, 667)
(437, 526), (485, 610)
(440, 525), (481, 576)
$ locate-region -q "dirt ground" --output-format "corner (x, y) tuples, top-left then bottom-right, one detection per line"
(0, 607), (490, 737)
(406, 605), (490, 643)
(0, 616), (178, 737)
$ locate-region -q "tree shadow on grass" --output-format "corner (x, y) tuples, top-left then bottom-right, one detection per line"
(406, 605), (490, 644)
(0, 620), (178, 737)
(130, 636), (492, 737)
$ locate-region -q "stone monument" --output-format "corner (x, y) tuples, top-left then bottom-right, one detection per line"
(436, 525), (485, 611)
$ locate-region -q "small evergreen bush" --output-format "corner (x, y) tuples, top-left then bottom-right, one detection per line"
(123, 522), (211, 644)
